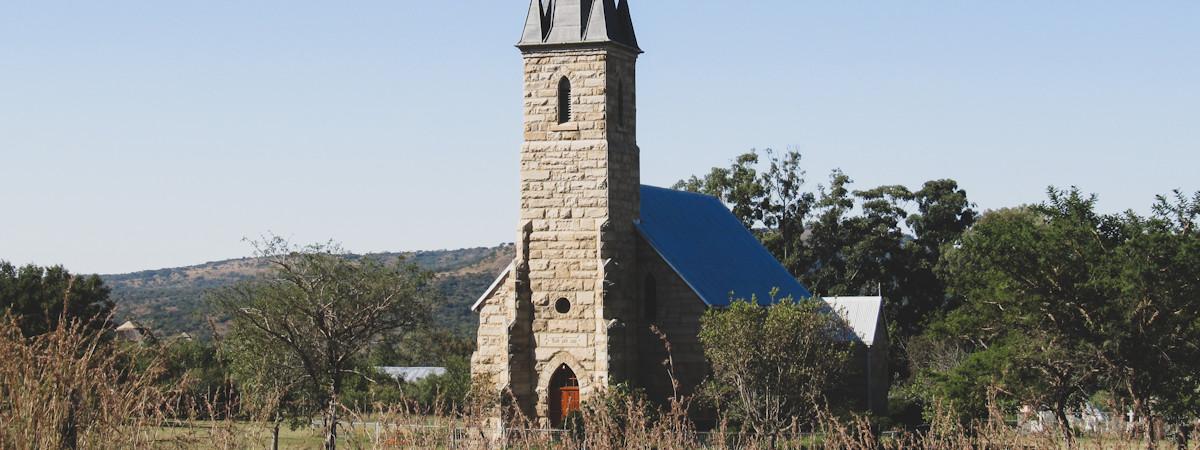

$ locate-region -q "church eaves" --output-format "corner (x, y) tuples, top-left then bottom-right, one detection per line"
(520, 0), (640, 52)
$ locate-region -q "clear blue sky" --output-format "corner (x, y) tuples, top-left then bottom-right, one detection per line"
(1, 1), (1197, 274)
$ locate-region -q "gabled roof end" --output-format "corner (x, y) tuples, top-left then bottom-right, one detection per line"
(471, 261), (515, 312)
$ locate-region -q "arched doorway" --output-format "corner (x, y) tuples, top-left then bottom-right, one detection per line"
(548, 364), (580, 428)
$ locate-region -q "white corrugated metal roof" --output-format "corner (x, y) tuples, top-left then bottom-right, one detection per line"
(822, 297), (884, 347)
(377, 367), (447, 383)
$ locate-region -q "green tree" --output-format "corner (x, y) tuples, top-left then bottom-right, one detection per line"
(757, 149), (816, 270)
(789, 169), (856, 295)
(678, 151), (977, 387)
(209, 238), (433, 450)
(925, 189), (1200, 448)
(675, 151), (768, 228)
(699, 298), (852, 443)
(157, 338), (234, 417)
(906, 332), (1014, 425)
(894, 180), (978, 337)
(1096, 193), (1200, 447)
(0, 262), (113, 337)
(930, 200), (1113, 447)
(368, 327), (474, 368)
(220, 329), (315, 450)
(393, 356), (472, 414)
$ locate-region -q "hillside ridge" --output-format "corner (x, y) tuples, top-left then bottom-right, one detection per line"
(103, 244), (515, 338)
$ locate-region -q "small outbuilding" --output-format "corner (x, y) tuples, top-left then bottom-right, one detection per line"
(115, 320), (153, 343)
(377, 367), (448, 384)
(824, 296), (890, 416)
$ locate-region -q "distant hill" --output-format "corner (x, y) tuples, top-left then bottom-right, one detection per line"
(102, 245), (515, 339)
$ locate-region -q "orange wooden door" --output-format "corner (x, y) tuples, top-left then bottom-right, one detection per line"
(559, 386), (581, 424)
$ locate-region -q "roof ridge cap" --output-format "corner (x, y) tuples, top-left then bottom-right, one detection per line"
(640, 184), (724, 203)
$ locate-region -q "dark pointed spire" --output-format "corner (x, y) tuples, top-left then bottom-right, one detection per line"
(520, 0), (640, 52)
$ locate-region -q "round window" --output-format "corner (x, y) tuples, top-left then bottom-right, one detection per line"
(555, 298), (572, 314)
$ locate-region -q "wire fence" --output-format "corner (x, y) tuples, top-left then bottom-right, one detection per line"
(368, 422), (825, 449)
(341, 420), (1193, 449)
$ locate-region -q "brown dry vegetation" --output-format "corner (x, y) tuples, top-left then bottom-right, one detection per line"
(0, 314), (371, 449)
(0, 315), (172, 448)
(1, 315), (1189, 449)
(367, 385), (1189, 450)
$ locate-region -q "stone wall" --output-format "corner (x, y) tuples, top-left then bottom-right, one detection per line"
(469, 45), (642, 425)
(867, 322), (890, 416)
(473, 227), (713, 421)
(471, 269), (512, 389)
(634, 235), (709, 404)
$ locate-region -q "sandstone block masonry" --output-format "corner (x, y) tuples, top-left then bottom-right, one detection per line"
(472, 45), (643, 424)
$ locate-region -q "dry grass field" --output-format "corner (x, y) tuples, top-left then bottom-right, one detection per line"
(143, 421), (375, 449)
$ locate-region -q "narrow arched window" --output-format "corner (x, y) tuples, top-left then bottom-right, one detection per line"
(616, 81), (625, 128)
(557, 77), (572, 124)
(643, 273), (657, 324)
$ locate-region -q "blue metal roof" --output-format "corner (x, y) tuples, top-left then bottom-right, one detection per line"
(637, 185), (813, 307)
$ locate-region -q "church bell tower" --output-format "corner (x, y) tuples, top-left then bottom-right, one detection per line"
(503, 0), (642, 425)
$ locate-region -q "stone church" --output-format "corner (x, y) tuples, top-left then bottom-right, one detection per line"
(471, 0), (888, 427)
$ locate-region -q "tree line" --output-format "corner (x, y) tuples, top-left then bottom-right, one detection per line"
(3, 150), (1198, 448)
(0, 239), (467, 450)
(679, 149), (1200, 448)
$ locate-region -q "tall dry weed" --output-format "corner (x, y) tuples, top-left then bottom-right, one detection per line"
(348, 335), (1193, 450)
(0, 315), (175, 449)
(366, 371), (1190, 449)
